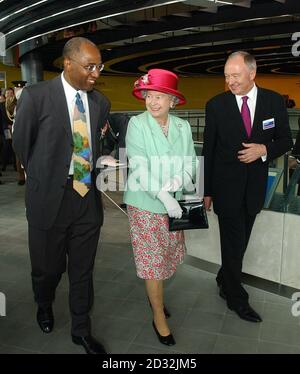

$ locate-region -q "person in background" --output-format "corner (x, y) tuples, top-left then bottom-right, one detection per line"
(13, 37), (110, 354)
(0, 87), (16, 171)
(283, 94), (296, 109)
(0, 91), (5, 182)
(124, 69), (197, 346)
(100, 112), (130, 207)
(101, 112), (129, 158)
(203, 51), (293, 323)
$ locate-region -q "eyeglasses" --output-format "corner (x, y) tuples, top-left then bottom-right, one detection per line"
(70, 58), (104, 73)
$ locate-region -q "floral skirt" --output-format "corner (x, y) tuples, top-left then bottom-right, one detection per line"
(127, 205), (186, 280)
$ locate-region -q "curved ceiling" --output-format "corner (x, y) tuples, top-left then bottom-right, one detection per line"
(1, 0), (300, 76)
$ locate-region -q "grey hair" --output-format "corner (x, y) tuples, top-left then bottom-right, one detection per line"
(62, 37), (98, 59)
(227, 51), (257, 71)
(141, 90), (179, 107)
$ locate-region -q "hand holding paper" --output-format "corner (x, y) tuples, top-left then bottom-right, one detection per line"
(100, 155), (121, 167)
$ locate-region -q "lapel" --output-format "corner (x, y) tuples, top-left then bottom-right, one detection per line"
(49, 76), (72, 140)
(251, 87), (264, 136)
(87, 91), (101, 162)
(226, 92), (248, 137)
(168, 115), (182, 147)
(145, 112), (183, 156)
(50, 77), (101, 162)
(146, 112), (171, 155)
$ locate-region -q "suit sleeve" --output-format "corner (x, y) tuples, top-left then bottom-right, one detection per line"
(202, 100), (217, 197)
(12, 88), (39, 171)
(265, 94), (293, 161)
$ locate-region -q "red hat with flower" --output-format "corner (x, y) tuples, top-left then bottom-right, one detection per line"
(132, 69), (186, 106)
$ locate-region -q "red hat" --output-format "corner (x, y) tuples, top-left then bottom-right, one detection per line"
(132, 69), (186, 106)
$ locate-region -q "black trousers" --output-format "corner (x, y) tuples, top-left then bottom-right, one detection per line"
(28, 179), (101, 336)
(216, 207), (256, 309)
(2, 138), (16, 170)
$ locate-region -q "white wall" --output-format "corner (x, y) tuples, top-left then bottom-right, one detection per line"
(185, 210), (300, 289)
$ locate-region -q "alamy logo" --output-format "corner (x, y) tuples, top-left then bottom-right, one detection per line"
(0, 32), (6, 57)
(291, 32), (300, 57)
(0, 292), (6, 316)
(291, 292), (300, 317)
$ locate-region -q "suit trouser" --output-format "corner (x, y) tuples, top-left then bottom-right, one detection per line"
(28, 179), (101, 336)
(216, 207), (256, 308)
(2, 138), (15, 169)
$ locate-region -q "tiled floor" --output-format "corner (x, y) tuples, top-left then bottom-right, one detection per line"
(1, 167), (300, 354)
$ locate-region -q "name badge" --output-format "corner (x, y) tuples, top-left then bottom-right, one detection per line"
(262, 118), (275, 130)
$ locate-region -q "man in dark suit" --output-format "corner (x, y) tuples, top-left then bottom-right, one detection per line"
(203, 51), (293, 323)
(13, 37), (110, 353)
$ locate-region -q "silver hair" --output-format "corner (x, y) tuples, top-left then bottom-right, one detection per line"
(227, 51), (257, 71)
(141, 90), (179, 107)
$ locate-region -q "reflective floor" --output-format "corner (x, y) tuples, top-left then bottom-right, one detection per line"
(1, 167), (300, 354)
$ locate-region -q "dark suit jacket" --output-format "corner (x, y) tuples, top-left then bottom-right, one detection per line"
(0, 103), (5, 136)
(102, 113), (129, 156)
(13, 76), (111, 229)
(203, 87), (293, 217)
(0, 102), (13, 133)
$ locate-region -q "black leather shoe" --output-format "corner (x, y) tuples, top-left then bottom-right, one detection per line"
(72, 335), (107, 354)
(37, 307), (54, 333)
(148, 297), (171, 319)
(152, 321), (176, 346)
(229, 304), (262, 323)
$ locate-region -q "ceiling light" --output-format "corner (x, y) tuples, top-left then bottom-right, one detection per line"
(9, 0), (190, 48)
(0, 0), (48, 23)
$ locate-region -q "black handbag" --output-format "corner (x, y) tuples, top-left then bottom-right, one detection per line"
(169, 199), (209, 231)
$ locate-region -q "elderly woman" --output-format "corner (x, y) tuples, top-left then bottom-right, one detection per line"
(124, 69), (197, 346)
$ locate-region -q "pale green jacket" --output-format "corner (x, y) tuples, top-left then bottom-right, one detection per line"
(124, 111), (197, 213)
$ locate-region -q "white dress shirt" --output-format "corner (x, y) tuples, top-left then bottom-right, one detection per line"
(235, 84), (266, 161)
(61, 73), (93, 175)
(235, 84), (257, 127)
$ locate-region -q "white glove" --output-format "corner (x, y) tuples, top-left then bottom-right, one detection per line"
(157, 190), (182, 218)
(161, 175), (182, 192)
(162, 173), (195, 193)
(183, 172), (195, 193)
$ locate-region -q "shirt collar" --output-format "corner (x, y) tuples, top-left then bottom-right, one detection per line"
(235, 84), (257, 102)
(61, 72), (86, 103)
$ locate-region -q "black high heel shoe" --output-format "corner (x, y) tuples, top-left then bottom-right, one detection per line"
(148, 297), (171, 319)
(152, 321), (175, 346)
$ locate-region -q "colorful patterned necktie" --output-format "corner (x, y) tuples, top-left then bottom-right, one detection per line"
(241, 96), (252, 138)
(72, 92), (91, 197)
